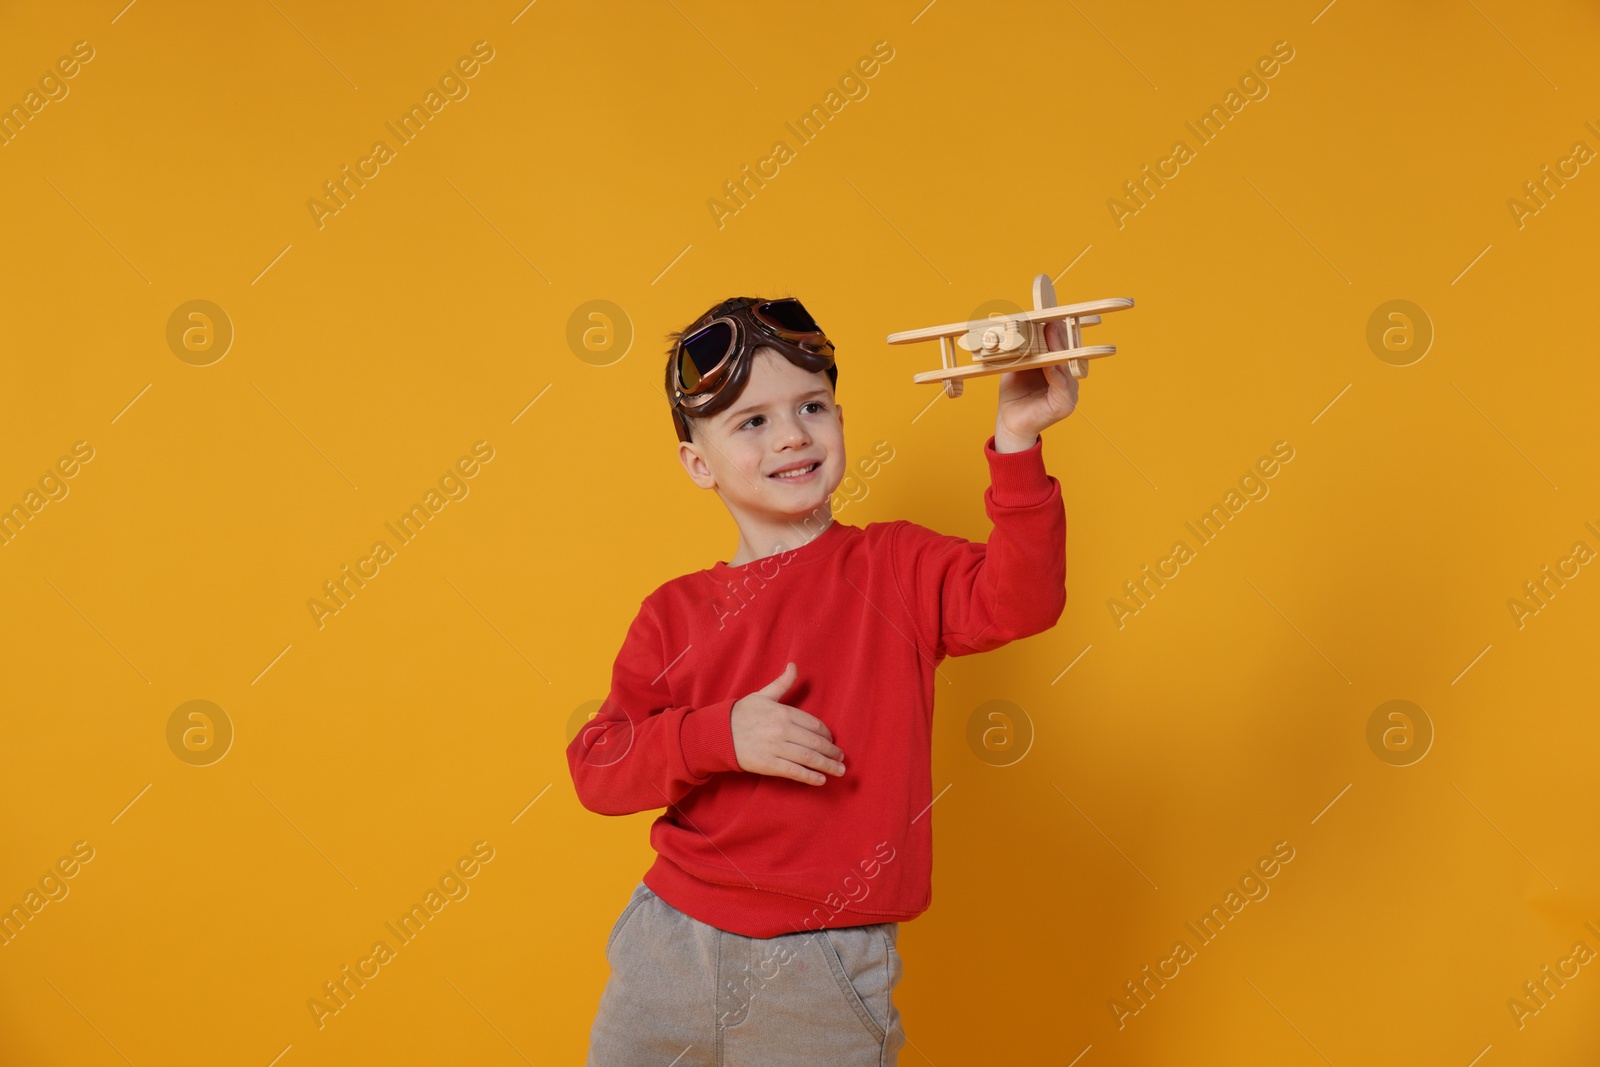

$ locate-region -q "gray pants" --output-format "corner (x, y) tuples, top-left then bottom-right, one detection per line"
(587, 881), (907, 1066)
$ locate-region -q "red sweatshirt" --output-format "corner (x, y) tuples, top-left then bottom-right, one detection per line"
(567, 434), (1066, 938)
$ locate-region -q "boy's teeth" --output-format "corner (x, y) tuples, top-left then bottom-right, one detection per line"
(773, 463), (817, 478)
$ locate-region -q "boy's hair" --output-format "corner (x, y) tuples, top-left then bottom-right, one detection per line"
(663, 296), (839, 444)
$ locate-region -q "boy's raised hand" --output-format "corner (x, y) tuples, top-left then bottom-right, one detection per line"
(994, 320), (1081, 450)
(730, 662), (846, 786)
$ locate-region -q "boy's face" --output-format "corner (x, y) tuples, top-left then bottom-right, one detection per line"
(677, 347), (845, 527)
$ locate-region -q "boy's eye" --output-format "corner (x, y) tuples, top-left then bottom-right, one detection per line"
(740, 402), (826, 430)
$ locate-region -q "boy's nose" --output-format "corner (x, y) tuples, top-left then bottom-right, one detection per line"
(774, 416), (811, 447)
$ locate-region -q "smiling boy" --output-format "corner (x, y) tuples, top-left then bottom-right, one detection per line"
(568, 294), (1075, 1064)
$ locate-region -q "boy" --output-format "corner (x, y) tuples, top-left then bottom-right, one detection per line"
(568, 294), (1075, 1065)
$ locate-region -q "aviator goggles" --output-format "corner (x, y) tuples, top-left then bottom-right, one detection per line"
(670, 298), (835, 439)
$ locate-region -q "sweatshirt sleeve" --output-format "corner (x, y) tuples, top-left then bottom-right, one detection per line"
(566, 598), (744, 816)
(889, 433), (1067, 660)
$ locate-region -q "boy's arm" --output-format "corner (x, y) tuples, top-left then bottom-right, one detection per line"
(890, 433), (1067, 660)
(566, 599), (743, 816)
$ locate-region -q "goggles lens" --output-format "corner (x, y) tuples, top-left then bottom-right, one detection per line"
(755, 298), (821, 335)
(678, 319), (736, 390)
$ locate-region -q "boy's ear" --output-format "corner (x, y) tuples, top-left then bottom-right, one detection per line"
(678, 441), (718, 489)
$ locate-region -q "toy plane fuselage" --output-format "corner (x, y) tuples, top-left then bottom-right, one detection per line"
(886, 275), (1134, 397)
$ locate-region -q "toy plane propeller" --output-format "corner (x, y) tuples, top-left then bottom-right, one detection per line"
(886, 274), (1134, 398)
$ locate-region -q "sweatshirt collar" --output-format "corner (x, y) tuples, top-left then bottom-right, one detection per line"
(711, 516), (850, 575)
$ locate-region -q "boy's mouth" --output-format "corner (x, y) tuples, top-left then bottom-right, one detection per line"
(769, 461), (821, 482)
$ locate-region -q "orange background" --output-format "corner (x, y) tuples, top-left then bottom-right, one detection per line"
(2, 1), (1597, 1064)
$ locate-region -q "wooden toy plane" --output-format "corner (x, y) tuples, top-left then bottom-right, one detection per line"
(886, 274), (1133, 397)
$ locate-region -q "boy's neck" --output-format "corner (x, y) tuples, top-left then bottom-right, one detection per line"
(725, 511), (835, 568)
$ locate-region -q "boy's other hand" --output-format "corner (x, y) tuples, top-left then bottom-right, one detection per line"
(730, 662), (847, 786)
(994, 321), (1080, 451)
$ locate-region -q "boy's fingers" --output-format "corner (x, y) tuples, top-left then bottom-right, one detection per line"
(755, 661), (799, 700)
(785, 727), (842, 762)
(781, 740), (845, 776)
(770, 757), (829, 786)
(784, 706), (834, 742)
